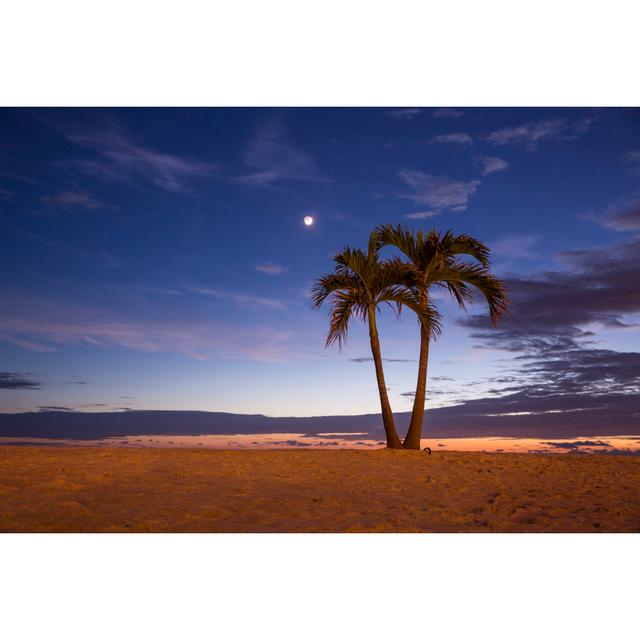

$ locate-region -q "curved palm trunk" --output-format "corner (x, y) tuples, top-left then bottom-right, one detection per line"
(404, 322), (430, 450)
(367, 306), (403, 449)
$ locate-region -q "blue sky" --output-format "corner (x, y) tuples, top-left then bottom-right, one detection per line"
(1, 107), (639, 420)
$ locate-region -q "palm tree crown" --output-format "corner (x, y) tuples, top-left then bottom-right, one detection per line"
(375, 226), (507, 322)
(310, 242), (439, 348)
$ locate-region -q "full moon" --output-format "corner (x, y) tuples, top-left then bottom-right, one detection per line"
(303, 215), (314, 226)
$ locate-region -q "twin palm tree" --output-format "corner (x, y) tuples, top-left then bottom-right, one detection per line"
(310, 235), (439, 448)
(312, 225), (508, 450)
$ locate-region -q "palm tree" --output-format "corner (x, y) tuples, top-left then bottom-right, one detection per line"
(375, 225), (509, 450)
(311, 233), (438, 449)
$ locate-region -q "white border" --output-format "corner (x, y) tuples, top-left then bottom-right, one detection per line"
(2, 0), (639, 106)
(0, 534), (637, 639)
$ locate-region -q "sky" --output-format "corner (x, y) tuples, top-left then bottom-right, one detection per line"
(1, 107), (639, 429)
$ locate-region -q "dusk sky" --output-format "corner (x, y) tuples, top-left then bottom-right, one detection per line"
(1, 107), (639, 425)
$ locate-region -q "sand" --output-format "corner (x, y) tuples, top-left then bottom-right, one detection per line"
(0, 446), (638, 532)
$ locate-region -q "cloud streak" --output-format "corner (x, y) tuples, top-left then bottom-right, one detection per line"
(185, 285), (288, 310)
(0, 372), (41, 390)
(255, 262), (286, 275)
(404, 211), (440, 220)
(592, 199), (640, 231)
(430, 132), (472, 146)
(41, 190), (108, 210)
(398, 170), (481, 213)
(140, 284), (289, 309)
(38, 405), (73, 412)
(0, 297), (293, 362)
(237, 119), (328, 186)
(486, 117), (595, 150)
(63, 122), (214, 191)
(476, 155), (509, 175)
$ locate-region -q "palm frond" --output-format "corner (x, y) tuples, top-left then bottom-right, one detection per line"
(443, 280), (473, 309)
(326, 290), (370, 349)
(311, 241), (396, 349)
(379, 286), (443, 339)
(310, 271), (362, 309)
(433, 263), (509, 324)
(443, 233), (491, 267)
(374, 223), (508, 327)
(374, 223), (420, 262)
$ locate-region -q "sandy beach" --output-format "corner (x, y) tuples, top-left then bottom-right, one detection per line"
(1, 446), (638, 532)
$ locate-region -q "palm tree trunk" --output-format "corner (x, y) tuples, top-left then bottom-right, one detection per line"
(403, 322), (430, 450)
(367, 306), (403, 449)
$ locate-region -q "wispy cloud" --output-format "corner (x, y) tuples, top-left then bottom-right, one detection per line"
(398, 170), (481, 213)
(0, 295), (293, 362)
(589, 199), (640, 231)
(623, 151), (640, 176)
(41, 189), (108, 210)
(2, 336), (57, 352)
(432, 108), (463, 119)
(255, 262), (286, 275)
(237, 119), (328, 186)
(62, 122), (214, 191)
(0, 187), (14, 201)
(430, 132), (472, 146)
(139, 283), (289, 309)
(38, 405), (73, 412)
(63, 376), (90, 385)
(185, 286), (288, 310)
(385, 108), (422, 120)
(476, 155), (509, 176)
(0, 372), (41, 390)
(486, 118), (596, 150)
(404, 211), (439, 220)
(541, 439), (612, 450)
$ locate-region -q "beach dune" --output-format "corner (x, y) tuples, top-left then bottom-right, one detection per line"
(0, 446), (638, 533)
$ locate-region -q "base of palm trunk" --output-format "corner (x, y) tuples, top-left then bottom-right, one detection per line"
(403, 428), (422, 449)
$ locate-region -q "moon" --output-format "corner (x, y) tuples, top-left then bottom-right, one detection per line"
(303, 215), (314, 226)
